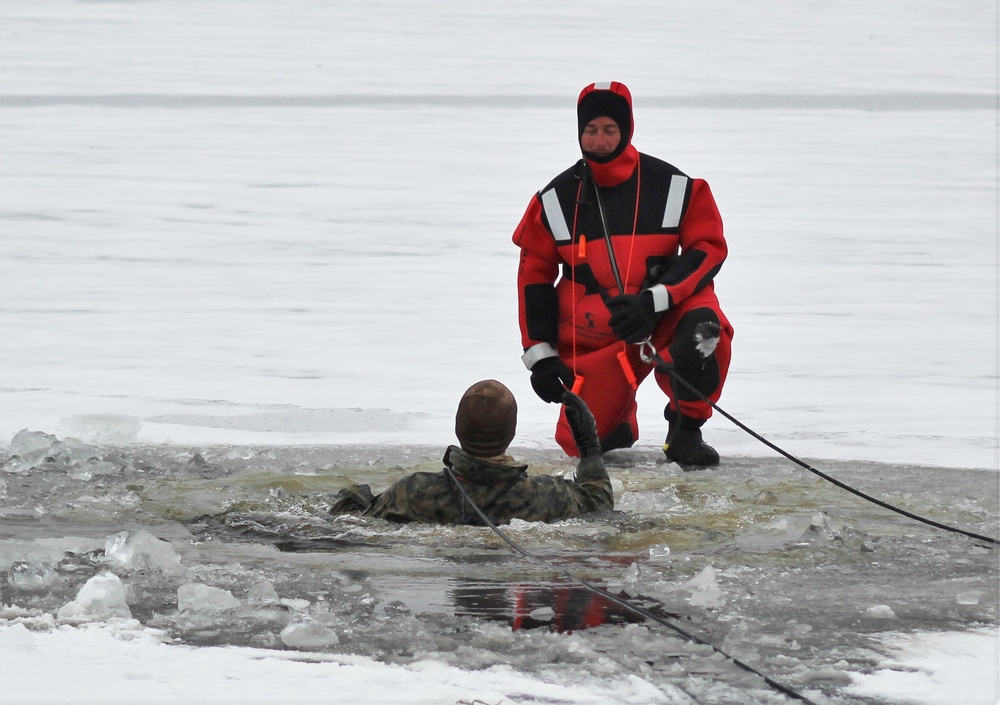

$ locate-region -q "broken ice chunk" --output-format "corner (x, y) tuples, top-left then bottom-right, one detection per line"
(7, 561), (60, 592)
(280, 615), (339, 649)
(57, 572), (132, 621)
(104, 529), (185, 575)
(177, 583), (241, 613)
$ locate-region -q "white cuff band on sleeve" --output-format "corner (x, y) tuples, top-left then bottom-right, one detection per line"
(521, 343), (558, 370)
(648, 284), (671, 313)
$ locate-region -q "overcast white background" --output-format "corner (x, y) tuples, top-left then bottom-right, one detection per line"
(0, 1), (997, 703)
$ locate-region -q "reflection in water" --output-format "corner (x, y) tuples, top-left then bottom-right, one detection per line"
(451, 579), (644, 632)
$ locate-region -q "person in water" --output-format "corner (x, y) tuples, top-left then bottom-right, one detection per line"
(330, 380), (612, 524)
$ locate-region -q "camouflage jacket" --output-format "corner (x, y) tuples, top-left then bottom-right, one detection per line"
(331, 446), (613, 525)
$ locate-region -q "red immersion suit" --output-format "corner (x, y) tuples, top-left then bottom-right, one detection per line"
(514, 82), (733, 456)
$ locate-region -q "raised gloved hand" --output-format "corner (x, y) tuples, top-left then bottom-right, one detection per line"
(561, 390), (600, 457)
(529, 356), (576, 403)
(607, 291), (658, 344)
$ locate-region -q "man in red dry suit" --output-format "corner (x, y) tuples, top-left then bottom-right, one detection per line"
(513, 81), (733, 467)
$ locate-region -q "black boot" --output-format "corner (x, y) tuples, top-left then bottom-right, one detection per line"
(663, 407), (719, 467)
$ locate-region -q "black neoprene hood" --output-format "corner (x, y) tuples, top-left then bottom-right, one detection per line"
(577, 88), (632, 163)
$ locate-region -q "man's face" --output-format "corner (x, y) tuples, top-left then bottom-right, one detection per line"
(580, 116), (621, 158)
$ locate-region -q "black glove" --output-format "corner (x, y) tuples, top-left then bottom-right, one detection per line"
(529, 356), (575, 403)
(561, 391), (600, 457)
(607, 291), (659, 344)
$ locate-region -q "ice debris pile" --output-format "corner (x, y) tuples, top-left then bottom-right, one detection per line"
(0, 432), (383, 656)
(2, 428), (129, 479)
(3, 524), (353, 653)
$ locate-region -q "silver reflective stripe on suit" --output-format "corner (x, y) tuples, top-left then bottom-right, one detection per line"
(662, 174), (689, 228)
(541, 188), (572, 244)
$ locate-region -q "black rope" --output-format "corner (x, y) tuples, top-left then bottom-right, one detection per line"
(443, 465), (821, 705)
(653, 360), (999, 546)
(445, 467), (526, 526)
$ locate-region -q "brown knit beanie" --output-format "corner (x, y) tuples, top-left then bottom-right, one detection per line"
(454, 380), (517, 457)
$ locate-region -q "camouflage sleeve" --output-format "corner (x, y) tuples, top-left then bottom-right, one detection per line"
(571, 455), (614, 512)
(329, 483), (377, 514)
(363, 472), (460, 524)
(508, 457), (613, 523)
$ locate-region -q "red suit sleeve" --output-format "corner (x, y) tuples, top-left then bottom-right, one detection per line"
(656, 178), (727, 306)
(513, 195), (562, 351)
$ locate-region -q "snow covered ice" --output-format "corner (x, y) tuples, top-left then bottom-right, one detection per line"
(0, 0), (997, 704)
